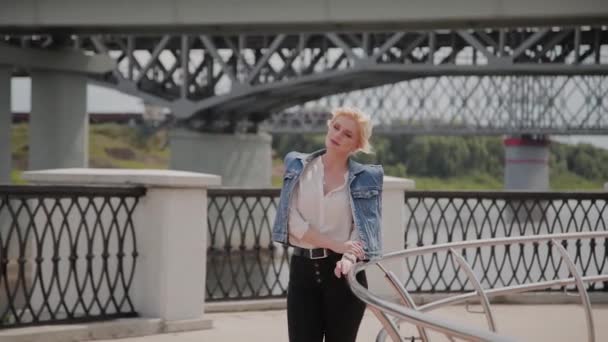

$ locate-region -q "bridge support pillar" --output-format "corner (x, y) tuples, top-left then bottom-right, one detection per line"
(169, 129), (272, 187)
(504, 135), (550, 190)
(29, 70), (88, 170)
(504, 135), (550, 224)
(0, 67), (10, 183)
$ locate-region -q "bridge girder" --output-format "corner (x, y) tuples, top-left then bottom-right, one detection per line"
(3, 25), (608, 134)
(270, 75), (608, 135)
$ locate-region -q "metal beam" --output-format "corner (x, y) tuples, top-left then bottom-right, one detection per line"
(245, 34), (287, 85)
(200, 35), (238, 83)
(134, 35), (171, 83)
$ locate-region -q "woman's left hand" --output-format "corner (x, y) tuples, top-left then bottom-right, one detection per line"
(334, 259), (354, 278)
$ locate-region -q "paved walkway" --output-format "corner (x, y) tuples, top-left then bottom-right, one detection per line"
(97, 304), (608, 342)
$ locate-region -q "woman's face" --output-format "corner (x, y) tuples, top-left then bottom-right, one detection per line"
(325, 115), (361, 155)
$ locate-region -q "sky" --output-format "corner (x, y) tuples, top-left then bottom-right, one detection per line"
(9, 77), (608, 150)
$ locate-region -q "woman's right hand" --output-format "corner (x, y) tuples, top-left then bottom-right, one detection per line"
(336, 240), (365, 260)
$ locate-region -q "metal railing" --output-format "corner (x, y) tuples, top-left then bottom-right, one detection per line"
(403, 191), (608, 293)
(205, 189), (608, 301)
(206, 188), (287, 301)
(348, 231), (608, 342)
(0, 185), (145, 328)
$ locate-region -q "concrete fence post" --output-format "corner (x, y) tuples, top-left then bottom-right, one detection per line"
(367, 176), (416, 299)
(0, 66), (10, 184)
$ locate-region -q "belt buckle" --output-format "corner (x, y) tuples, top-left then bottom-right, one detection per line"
(309, 248), (328, 259)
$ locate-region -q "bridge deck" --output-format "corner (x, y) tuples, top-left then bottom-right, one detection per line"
(2, 0), (608, 33)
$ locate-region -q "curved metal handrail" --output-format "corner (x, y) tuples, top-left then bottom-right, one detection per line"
(448, 248), (498, 333)
(347, 231), (608, 342)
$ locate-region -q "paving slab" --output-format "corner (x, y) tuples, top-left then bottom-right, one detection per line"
(94, 304), (608, 342)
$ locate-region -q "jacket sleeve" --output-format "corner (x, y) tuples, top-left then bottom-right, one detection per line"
(283, 151), (297, 168)
(349, 221), (359, 241)
(288, 185), (310, 239)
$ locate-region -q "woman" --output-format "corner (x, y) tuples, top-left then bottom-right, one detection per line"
(272, 107), (384, 342)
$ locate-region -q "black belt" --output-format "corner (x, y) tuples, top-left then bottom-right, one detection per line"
(292, 246), (336, 259)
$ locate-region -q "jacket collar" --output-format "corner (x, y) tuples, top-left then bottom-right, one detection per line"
(295, 149), (366, 177)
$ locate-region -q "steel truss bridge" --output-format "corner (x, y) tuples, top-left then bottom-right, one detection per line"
(269, 74), (608, 135)
(4, 25), (608, 135)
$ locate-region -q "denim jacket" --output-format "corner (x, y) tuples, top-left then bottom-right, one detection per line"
(272, 149), (384, 260)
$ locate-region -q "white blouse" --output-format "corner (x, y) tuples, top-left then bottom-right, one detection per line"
(288, 156), (357, 249)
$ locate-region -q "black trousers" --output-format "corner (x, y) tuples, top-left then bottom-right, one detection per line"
(287, 253), (368, 342)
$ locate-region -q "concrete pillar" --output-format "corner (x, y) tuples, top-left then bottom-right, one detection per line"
(504, 135), (551, 227)
(23, 168), (221, 331)
(29, 70), (88, 170)
(169, 129), (272, 187)
(604, 183), (607, 191)
(0, 68), (17, 314)
(367, 176), (416, 299)
(504, 135), (550, 190)
(0, 67), (11, 183)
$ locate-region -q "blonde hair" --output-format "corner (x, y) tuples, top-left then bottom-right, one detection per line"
(327, 107), (373, 154)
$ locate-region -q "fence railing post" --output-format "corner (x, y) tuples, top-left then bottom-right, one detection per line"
(367, 176), (415, 299)
(23, 169), (221, 331)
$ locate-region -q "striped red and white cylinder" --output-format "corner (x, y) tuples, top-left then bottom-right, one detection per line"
(503, 136), (550, 190)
